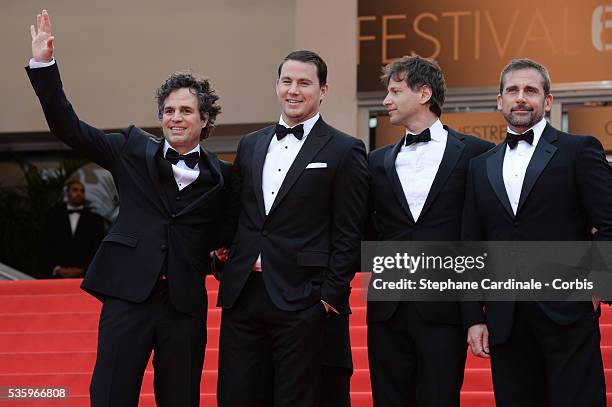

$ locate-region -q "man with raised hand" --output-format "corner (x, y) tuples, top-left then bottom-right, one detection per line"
(28, 10), (231, 407)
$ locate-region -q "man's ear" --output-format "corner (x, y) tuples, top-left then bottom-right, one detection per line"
(420, 85), (432, 105)
(319, 83), (329, 103)
(201, 112), (209, 129)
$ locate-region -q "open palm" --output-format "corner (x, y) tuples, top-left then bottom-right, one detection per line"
(30, 10), (54, 62)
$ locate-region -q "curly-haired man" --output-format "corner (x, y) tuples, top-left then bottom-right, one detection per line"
(27, 10), (231, 407)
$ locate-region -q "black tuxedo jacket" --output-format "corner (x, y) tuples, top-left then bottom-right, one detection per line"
(27, 63), (231, 320)
(218, 118), (369, 314)
(44, 203), (105, 277)
(461, 124), (612, 345)
(367, 127), (493, 324)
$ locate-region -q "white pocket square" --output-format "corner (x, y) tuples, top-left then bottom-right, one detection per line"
(306, 162), (327, 169)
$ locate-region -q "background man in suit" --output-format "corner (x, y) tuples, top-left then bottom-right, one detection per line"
(28, 10), (230, 407)
(367, 55), (493, 407)
(44, 179), (105, 278)
(462, 59), (612, 407)
(216, 50), (368, 407)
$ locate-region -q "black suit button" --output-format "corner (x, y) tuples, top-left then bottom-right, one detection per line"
(171, 213), (177, 218)
(175, 196), (181, 201)
(160, 244), (168, 251)
(513, 221), (519, 227)
(262, 230), (268, 237)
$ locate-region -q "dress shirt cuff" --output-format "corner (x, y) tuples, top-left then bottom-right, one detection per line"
(321, 300), (339, 314)
(29, 58), (56, 69)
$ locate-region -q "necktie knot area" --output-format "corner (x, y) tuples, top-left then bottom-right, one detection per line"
(506, 129), (534, 149)
(405, 128), (431, 146)
(165, 148), (200, 169)
(275, 124), (305, 140)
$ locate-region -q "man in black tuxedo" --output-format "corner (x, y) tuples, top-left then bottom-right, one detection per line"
(462, 59), (612, 407)
(27, 10), (231, 407)
(44, 179), (105, 278)
(216, 50), (368, 407)
(367, 55), (493, 407)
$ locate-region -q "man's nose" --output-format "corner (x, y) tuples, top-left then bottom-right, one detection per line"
(288, 82), (299, 94)
(383, 93), (391, 107)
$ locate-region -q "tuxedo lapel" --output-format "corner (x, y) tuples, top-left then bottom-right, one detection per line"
(178, 147), (225, 215)
(61, 206), (73, 238)
(516, 125), (558, 215)
(486, 143), (514, 218)
(267, 119), (331, 218)
(252, 127), (276, 219)
(145, 138), (171, 214)
(383, 139), (415, 224)
(419, 130), (465, 220)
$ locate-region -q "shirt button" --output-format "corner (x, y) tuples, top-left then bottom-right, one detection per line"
(271, 191), (275, 195)
(278, 169), (281, 172)
(285, 146), (288, 149)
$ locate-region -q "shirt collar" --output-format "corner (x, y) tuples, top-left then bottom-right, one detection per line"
(278, 112), (320, 140)
(163, 140), (200, 157)
(506, 117), (547, 146)
(404, 118), (445, 142)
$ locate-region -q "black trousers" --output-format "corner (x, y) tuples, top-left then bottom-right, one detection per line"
(217, 273), (326, 407)
(89, 280), (206, 407)
(490, 301), (606, 407)
(261, 364), (352, 407)
(320, 365), (352, 407)
(368, 302), (467, 407)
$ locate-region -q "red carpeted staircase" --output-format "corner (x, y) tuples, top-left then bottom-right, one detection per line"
(0, 274), (610, 406)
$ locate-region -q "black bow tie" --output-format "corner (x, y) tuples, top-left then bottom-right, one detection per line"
(165, 148), (200, 169)
(505, 129), (534, 149)
(67, 209), (83, 214)
(275, 124), (304, 140)
(405, 128), (431, 146)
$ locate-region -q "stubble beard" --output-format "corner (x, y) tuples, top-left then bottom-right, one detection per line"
(503, 109), (544, 131)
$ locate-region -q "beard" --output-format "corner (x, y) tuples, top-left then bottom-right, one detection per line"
(503, 105), (544, 131)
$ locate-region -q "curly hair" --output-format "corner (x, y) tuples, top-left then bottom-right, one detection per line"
(380, 55), (446, 117)
(155, 72), (221, 140)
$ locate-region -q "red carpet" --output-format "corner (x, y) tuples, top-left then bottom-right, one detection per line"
(0, 274), (610, 406)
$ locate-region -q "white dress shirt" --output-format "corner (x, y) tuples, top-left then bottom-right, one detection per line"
(29, 57), (55, 68)
(67, 204), (83, 235)
(395, 119), (447, 221)
(253, 113), (320, 271)
(163, 141), (200, 191)
(502, 117), (547, 214)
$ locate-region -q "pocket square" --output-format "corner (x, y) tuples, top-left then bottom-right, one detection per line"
(306, 162), (327, 169)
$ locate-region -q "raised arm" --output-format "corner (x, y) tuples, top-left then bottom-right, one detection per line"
(26, 10), (126, 170)
(30, 9), (55, 63)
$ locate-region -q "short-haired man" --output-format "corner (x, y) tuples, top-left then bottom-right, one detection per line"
(216, 50), (368, 407)
(28, 10), (231, 406)
(44, 179), (105, 278)
(462, 58), (612, 406)
(367, 55), (493, 406)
